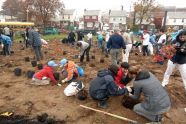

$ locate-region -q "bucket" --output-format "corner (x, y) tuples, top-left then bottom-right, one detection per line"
(63, 51), (67, 55)
(100, 58), (104, 63)
(27, 70), (35, 78)
(91, 55), (95, 59)
(31, 61), (37, 67)
(53, 72), (60, 81)
(24, 57), (30, 62)
(14, 68), (22, 76)
(37, 64), (43, 70)
(76, 90), (88, 101)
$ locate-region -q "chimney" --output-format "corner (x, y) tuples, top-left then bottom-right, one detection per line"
(109, 10), (111, 15)
(121, 5), (123, 11)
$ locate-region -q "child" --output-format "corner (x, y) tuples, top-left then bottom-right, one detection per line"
(58, 58), (79, 85)
(32, 61), (58, 85)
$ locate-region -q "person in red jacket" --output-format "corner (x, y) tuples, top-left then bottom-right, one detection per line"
(32, 61), (58, 85)
(114, 62), (132, 88)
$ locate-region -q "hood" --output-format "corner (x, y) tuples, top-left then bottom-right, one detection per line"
(43, 65), (53, 71)
(135, 70), (150, 81)
(97, 69), (113, 77)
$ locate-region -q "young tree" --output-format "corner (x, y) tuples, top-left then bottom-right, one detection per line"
(134, 0), (159, 27)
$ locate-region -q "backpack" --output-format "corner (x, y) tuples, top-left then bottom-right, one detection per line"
(77, 66), (84, 76)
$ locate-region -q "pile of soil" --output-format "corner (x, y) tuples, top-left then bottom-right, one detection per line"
(0, 40), (185, 124)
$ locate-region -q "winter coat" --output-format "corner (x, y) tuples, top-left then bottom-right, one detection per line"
(107, 33), (126, 49)
(171, 32), (186, 64)
(89, 69), (127, 100)
(34, 66), (57, 84)
(130, 70), (171, 114)
(0, 34), (12, 45)
(29, 30), (42, 47)
(63, 61), (78, 81)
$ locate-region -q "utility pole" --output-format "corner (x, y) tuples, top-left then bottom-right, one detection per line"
(163, 10), (167, 28)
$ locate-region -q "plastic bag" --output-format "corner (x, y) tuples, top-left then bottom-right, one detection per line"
(64, 81), (84, 96)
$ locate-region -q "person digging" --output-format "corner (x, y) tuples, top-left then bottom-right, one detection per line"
(31, 61), (58, 86)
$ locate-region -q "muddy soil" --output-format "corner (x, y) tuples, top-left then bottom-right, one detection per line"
(0, 40), (186, 124)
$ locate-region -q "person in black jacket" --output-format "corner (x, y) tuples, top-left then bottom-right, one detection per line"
(162, 30), (186, 90)
(89, 65), (129, 108)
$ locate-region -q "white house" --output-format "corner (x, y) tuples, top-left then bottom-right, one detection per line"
(165, 11), (186, 29)
(60, 9), (77, 26)
(109, 10), (127, 30)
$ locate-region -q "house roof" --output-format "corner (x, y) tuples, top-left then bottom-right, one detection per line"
(63, 9), (75, 15)
(109, 10), (127, 17)
(167, 12), (186, 19)
(84, 10), (101, 16)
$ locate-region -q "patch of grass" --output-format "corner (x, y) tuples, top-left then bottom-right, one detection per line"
(42, 34), (67, 41)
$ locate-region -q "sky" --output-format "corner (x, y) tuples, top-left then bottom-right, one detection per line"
(0, 0), (186, 12)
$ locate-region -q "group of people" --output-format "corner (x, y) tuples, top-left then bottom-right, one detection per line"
(1, 25), (186, 123)
(31, 58), (80, 86)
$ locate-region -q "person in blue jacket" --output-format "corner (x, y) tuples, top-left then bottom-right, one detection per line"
(0, 34), (12, 56)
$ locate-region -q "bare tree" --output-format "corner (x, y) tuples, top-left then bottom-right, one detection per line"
(134, 0), (159, 27)
(2, 0), (22, 19)
(32, 0), (64, 27)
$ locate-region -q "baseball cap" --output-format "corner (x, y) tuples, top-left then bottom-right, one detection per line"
(48, 61), (58, 67)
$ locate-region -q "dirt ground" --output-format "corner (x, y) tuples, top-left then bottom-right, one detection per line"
(0, 40), (186, 124)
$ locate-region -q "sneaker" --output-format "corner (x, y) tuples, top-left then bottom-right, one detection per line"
(57, 83), (62, 87)
(98, 101), (108, 109)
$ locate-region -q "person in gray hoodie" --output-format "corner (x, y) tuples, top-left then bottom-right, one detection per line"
(128, 68), (171, 122)
(77, 40), (90, 63)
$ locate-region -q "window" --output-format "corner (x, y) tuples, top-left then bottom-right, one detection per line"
(113, 18), (115, 21)
(92, 16), (97, 19)
(68, 15), (70, 19)
(62, 16), (64, 19)
(85, 16), (90, 19)
(182, 19), (184, 23)
(120, 18), (122, 21)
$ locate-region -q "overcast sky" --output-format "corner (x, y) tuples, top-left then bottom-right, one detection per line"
(0, 0), (185, 11)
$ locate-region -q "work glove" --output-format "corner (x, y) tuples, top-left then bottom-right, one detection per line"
(61, 78), (68, 83)
(126, 86), (132, 93)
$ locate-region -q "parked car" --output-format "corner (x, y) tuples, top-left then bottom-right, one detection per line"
(43, 27), (59, 35)
(77, 29), (97, 35)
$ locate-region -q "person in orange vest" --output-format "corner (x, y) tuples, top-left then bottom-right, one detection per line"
(58, 58), (79, 86)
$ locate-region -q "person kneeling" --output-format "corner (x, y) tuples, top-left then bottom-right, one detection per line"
(128, 67), (171, 122)
(89, 65), (129, 109)
(32, 61), (58, 85)
(58, 59), (79, 86)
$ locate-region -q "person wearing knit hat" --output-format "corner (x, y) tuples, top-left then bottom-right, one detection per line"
(31, 61), (58, 86)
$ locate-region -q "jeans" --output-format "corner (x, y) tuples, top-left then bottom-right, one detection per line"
(142, 45), (149, 56)
(3, 44), (10, 56)
(134, 104), (170, 122)
(80, 46), (90, 62)
(33, 46), (43, 61)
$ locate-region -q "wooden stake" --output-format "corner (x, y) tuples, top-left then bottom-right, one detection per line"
(80, 105), (137, 124)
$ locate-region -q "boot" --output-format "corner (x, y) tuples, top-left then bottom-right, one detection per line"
(98, 100), (108, 109)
